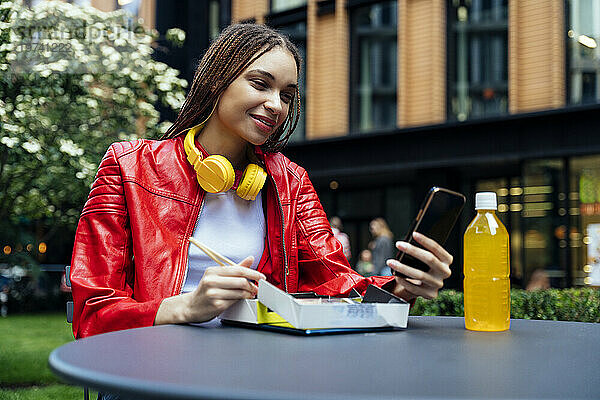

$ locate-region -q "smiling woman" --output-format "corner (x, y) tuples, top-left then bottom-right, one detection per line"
(69, 24), (456, 355)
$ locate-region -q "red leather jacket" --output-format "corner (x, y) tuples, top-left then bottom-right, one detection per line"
(70, 136), (394, 338)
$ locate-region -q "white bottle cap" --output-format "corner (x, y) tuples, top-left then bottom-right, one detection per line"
(475, 192), (497, 210)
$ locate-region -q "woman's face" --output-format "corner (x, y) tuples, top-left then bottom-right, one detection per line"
(215, 47), (298, 146)
(369, 220), (380, 236)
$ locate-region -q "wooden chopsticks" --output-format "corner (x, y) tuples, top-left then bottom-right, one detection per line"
(188, 237), (237, 266)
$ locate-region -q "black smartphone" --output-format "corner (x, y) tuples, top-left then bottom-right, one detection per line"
(394, 187), (466, 275)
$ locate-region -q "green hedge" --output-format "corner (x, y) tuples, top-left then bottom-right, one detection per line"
(409, 288), (600, 323)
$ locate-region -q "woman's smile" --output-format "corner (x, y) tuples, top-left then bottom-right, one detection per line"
(250, 114), (277, 133)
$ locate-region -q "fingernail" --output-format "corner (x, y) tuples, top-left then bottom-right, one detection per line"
(397, 241), (407, 250)
(413, 232), (422, 239)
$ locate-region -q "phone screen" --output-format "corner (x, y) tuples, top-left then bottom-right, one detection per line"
(395, 187), (466, 273)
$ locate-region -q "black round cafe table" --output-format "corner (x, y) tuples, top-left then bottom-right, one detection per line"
(49, 316), (600, 399)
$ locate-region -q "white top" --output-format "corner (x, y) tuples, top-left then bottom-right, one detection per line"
(181, 190), (266, 293)
(475, 192), (497, 210)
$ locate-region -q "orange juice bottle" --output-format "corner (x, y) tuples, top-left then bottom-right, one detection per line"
(463, 192), (510, 331)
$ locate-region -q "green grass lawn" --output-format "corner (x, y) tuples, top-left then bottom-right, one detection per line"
(0, 385), (83, 400)
(0, 312), (96, 400)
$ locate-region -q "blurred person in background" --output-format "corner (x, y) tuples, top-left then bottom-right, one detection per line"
(1, 285), (8, 317)
(355, 249), (375, 277)
(526, 269), (550, 291)
(369, 218), (395, 276)
(329, 216), (351, 262)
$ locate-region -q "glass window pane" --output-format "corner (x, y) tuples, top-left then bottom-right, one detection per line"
(271, 0), (307, 14)
(118, 0), (141, 15)
(567, 0), (600, 105)
(569, 155), (600, 286)
(208, 0), (220, 40)
(351, 1), (397, 133)
(475, 160), (568, 289)
(520, 160), (567, 288)
(449, 0), (508, 121)
(71, 0), (91, 6)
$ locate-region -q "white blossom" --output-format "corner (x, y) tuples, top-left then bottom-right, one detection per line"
(22, 140), (42, 154)
(46, 59), (69, 72)
(90, 87), (104, 97)
(59, 139), (84, 156)
(39, 117), (51, 128)
(3, 123), (18, 133)
(86, 99), (98, 108)
(157, 121), (173, 134)
(1, 137), (19, 148)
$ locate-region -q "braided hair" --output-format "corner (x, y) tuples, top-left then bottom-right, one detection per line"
(161, 23), (302, 153)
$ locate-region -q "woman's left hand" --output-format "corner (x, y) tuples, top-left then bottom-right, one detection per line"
(387, 231), (452, 301)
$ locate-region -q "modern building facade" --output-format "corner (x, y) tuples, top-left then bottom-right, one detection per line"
(85, 0), (600, 290)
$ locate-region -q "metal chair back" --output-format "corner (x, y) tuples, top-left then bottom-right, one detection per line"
(64, 265), (88, 400)
(65, 265), (73, 324)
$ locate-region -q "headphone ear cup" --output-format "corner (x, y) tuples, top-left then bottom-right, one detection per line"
(236, 163), (267, 201)
(195, 155), (235, 193)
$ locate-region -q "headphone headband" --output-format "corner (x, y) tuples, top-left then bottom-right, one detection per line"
(184, 124), (204, 166)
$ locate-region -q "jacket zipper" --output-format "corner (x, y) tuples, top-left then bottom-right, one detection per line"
(176, 191), (205, 295)
(270, 176), (288, 292)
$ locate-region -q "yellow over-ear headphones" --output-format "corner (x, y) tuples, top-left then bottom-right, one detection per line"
(183, 124), (267, 201)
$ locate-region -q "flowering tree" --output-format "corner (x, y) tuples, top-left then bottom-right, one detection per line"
(0, 0), (187, 264)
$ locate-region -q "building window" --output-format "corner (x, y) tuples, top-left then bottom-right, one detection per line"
(69, 0), (92, 6)
(448, 0), (508, 121)
(208, 0), (221, 40)
(25, 0), (44, 7)
(274, 21), (306, 142)
(271, 0), (307, 14)
(475, 159), (570, 289)
(117, 0), (141, 15)
(350, 1), (397, 133)
(567, 0), (600, 105)
(570, 155), (600, 286)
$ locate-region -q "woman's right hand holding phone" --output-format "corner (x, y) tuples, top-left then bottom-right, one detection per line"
(387, 232), (452, 301)
(154, 256), (266, 325)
